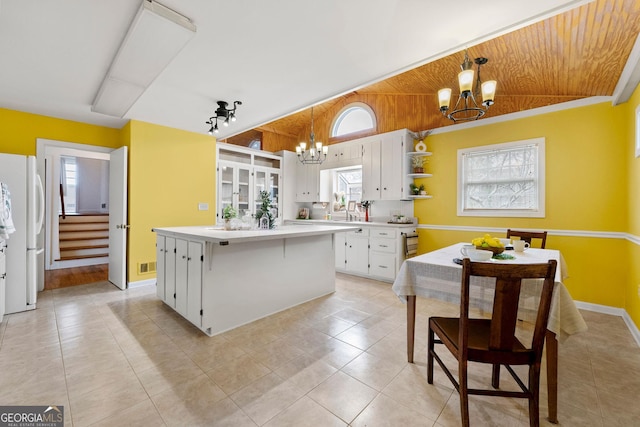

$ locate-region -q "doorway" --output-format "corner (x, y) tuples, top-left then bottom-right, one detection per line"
(36, 139), (124, 290)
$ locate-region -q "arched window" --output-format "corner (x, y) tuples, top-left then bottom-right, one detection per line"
(331, 103), (376, 137)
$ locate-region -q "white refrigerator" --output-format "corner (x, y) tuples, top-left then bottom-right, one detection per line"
(0, 154), (44, 314)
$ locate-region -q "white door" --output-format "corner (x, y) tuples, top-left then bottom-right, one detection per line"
(108, 147), (128, 289)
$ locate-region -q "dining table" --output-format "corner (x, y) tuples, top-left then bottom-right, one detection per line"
(392, 242), (588, 423)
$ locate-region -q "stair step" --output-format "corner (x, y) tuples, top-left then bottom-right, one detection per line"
(60, 244), (109, 251)
(57, 253), (109, 261)
(60, 215), (109, 224)
(59, 232), (108, 241)
(60, 238), (108, 248)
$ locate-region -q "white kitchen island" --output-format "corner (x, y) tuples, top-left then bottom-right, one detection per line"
(153, 224), (357, 336)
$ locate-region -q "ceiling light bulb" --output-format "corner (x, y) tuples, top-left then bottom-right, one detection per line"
(458, 69), (474, 94)
(299, 142), (307, 151)
(438, 88), (452, 110)
(481, 80), (497, 106)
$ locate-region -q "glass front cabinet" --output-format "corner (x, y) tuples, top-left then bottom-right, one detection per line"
(216, 143), (282, 225)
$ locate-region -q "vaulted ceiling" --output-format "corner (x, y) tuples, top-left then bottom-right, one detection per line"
(228, 0), (640, 147)
(1, 0), (638, 148)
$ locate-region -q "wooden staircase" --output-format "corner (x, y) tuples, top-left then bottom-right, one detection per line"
(57, 214), (109, 261)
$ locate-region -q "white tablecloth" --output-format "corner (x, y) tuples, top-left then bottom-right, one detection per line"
(392, 243), (587, 342)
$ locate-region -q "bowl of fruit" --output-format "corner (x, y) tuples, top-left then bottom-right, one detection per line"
(472, 234), (505, 255)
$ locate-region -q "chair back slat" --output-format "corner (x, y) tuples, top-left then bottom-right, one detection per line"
(464, 260), (557, 356)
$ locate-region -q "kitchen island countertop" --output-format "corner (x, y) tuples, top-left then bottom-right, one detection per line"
(152, 223), (359, 245)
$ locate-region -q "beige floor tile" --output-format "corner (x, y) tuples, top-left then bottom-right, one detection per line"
(150, 374), (228, 426)
(342, 350), (406, 391)
(263, 396), (346, 427)
(247, 337), (307, 370)
(69, 374), (148, 426)
(136, 356), (205, 396)
(88, 399), (166, 427)
(351, 392), (436, 427)
(0, 276), (637, 426)
(206, 353), (271, 395)
(307, 371), (378, 424)
(230, 372), (306, 425)
(381, 363), (453, 422)
(274, 353), (338, 393)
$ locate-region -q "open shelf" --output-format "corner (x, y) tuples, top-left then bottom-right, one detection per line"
(408, 195), (433, 199)
(408, 173), (433, 178)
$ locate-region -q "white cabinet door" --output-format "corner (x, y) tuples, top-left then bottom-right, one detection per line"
(186, 241), (202, 327)
(335, 232), (346, 269)
(380, 133), (404, 200)
(346, 234), (369, 275)
(165, 237), (176, 308)
(362, 138), (382, 200)
(218, 161), (252, 221)
(295, 161), (319, 202)
(175, 239), (188, 317)
(254, 167), (281, 219)
(156, 236), (166, 301)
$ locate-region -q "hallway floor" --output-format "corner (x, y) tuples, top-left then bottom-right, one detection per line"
(0, 273), (639, 426)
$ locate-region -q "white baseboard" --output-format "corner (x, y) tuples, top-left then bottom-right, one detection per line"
(127, 278), (156, 289)
(574, 300), (640, 347)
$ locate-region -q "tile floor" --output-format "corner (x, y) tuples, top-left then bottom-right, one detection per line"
(0, 273), (639, 426)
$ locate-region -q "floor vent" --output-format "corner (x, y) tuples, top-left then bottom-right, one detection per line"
(138, 261), (157, 274)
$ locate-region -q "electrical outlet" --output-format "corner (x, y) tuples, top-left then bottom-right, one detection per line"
(198, 203), (209, 211)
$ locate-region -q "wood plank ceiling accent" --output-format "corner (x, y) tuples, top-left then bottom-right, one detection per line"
(225, 0), (640, 152)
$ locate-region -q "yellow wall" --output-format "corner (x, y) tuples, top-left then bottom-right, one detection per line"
(417, 102), (631, 311)
(0, 108), (123, 154)
(127, 120), (216, 283)
(625, 84), (640, 328)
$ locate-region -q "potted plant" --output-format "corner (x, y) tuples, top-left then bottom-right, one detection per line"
(419, 184), (427, 195)
(411, 155), (425, 173)
(222, 205), (237, 230)
(255, 190), (276, 229)
(409, 183), (420, 195)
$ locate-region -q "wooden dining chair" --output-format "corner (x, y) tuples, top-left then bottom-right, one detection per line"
(506, 229), (548, 249)
(427, 258), (557, 427)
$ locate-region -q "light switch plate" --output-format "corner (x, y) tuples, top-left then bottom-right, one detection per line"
(198, 203), (209, 211)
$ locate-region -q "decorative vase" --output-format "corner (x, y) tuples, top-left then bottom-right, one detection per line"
(420, 190), (427, 195)
(414, 167), (423, 173)
(365, 208), (369, 222)
(224, 219), (232, 230)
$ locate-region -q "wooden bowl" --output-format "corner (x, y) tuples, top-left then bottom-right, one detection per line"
(475, 245), (505, 255)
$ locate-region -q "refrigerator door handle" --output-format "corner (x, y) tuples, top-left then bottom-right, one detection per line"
(35, 173), (45, 235)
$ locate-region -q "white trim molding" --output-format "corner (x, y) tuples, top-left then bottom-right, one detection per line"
(574, 301), (640, 348)
(127, 278), (157, 289)
(417, 224), (640, 245)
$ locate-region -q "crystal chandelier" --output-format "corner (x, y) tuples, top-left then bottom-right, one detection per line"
(296, 107), (328, 164)
(438, 50), (497, 123)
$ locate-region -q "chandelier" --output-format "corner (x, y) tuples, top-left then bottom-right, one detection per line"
(438, 50), (497, 123)
(206, 100), (242, 135)
(296, 107), (328, 164)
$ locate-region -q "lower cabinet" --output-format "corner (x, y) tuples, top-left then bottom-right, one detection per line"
(335, 225), (413, 282)
(335, 228), (369, 275)
(369, 228), (397, 280)
(156, 236), (202, 327)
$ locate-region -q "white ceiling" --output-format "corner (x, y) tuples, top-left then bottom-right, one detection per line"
(0, 0), (593, 139)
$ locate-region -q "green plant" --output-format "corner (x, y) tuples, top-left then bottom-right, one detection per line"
(409, 183), (420, 195)
(255, 190), (276, 229)
(411, 156), (424, 168)
(223, 205), (237, 220)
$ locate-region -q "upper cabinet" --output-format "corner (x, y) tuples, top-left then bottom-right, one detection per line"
(295, 160), (319, 203)
(216, 143), (282, 223)
(323, 141), (362, 168)
(362, 129), (410, 201)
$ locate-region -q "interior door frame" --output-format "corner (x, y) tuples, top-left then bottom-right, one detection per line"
(36, 139), (125, 290)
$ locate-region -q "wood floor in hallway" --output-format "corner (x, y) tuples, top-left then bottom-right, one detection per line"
(44, 263), (108, 290)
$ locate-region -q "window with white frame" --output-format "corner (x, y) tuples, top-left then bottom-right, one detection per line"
(331, 103), (376, 137)
(457, 138), (545, 217)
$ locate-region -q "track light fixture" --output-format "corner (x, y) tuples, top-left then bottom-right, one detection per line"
(206, 100), (242, 135)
